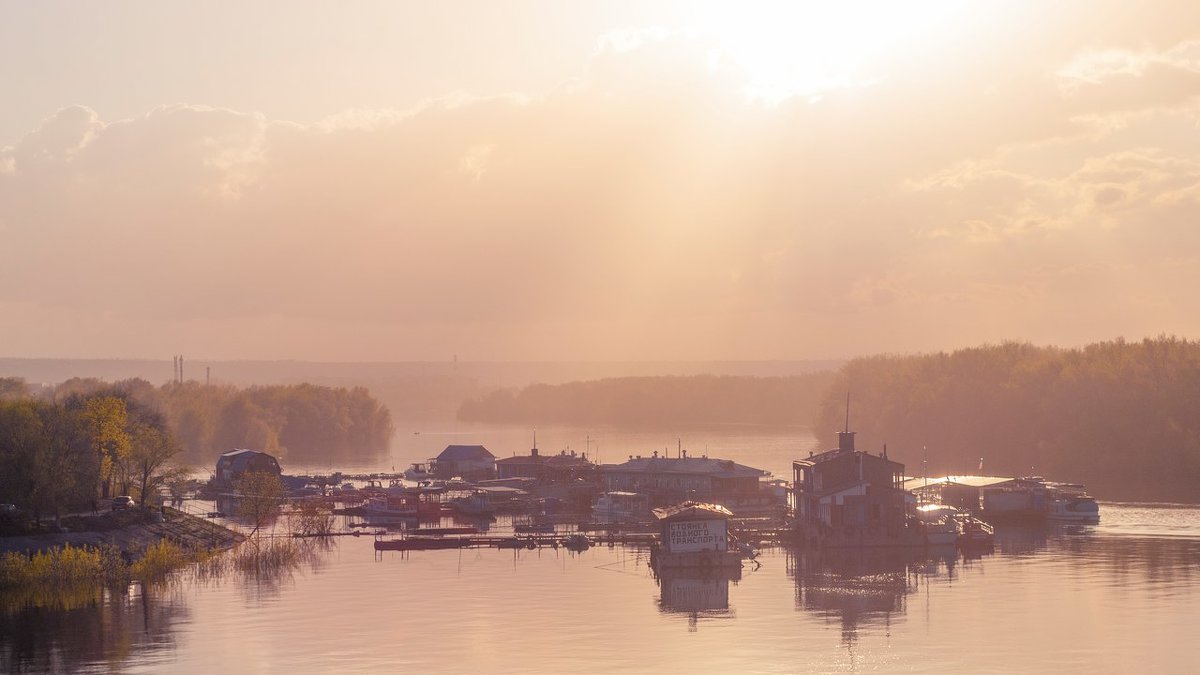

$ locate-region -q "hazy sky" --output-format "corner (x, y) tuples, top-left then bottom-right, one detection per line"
(3, 1), (1199, 361)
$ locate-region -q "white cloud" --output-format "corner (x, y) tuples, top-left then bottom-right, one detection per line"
(3, 27), (1200, 359)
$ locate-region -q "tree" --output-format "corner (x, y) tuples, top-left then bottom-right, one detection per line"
(81, 396), (131, 499)
(127, 409), (184, 508)
(233, 471), (286, 537)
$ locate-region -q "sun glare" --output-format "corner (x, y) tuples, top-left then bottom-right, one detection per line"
(689, 0), (967, 101)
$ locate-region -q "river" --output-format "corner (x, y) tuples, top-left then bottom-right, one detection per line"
(2, 425), (1198, 673)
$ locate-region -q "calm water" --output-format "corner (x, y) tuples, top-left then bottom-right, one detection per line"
(3, 425), (1199, 673)
(308, 419), (822, 480)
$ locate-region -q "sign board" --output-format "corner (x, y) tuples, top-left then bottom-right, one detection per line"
(665, 519), (728, 553)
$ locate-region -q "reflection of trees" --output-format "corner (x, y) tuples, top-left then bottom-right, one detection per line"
(0, 582), (190, 672)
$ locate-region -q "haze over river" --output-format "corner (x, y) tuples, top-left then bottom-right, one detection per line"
(2, 426), (1198, 673)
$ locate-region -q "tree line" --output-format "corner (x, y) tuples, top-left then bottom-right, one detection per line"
(0, 388), (182, 521)
(0, 377), (394, 517)
(457, 373), (837, 427)
(47, 378), (395, 466)
(814, 337), (1200, 503)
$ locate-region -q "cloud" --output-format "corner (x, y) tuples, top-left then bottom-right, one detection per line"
(3, 27), (1200, 360)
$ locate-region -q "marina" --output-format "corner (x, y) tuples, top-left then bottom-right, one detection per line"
(2, 502), (1196, 673)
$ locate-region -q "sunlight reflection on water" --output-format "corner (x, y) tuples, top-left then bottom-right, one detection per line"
(2, 504), (1197, 673)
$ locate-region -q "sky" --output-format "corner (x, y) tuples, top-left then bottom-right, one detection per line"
(2, 0), (1200, 362)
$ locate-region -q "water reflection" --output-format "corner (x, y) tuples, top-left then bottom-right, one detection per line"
(652, 566), (740, 631)
(0, 582), (189, 673)
(787, 546), (968, 643)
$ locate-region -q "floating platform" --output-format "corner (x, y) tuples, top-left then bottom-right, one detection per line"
(651, 546), (743, 570)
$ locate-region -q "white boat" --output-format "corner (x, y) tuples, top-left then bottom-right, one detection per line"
(591, 491), (649, 522)
(361, 495), (419, 519)
(1047, 483), (1099, 522)
(915, 504), (960, 546)
(404, 462), (434, 482)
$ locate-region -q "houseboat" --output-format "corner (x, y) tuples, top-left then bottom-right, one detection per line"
(650, 501), (743, 570)
(591, 491), (650, 522)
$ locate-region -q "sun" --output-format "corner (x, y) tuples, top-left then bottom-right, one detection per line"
(687, 0), (970, 101)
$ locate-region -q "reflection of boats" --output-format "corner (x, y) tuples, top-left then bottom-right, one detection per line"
(654, 564), (741, 616)
(591, 491), (649, 522)
(915, 504), (960, 546)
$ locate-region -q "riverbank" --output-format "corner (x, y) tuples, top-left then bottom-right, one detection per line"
(0, 507), (242, 558)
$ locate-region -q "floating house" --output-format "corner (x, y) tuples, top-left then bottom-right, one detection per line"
(601, 453), (774, 514)
(651, 501), (743, 569)
(496, 444), (597, 483)
(791, 431), (911, 546)
(214, 449), (281, 489)
(433, 445), (496, 481)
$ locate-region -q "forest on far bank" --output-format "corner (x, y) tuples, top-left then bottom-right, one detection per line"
(457, 373), (838, 427)
(814, 337), (1200, 503)
(2, 377), (394, 470)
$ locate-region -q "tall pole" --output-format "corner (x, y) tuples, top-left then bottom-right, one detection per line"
(844, 392), (850, 433)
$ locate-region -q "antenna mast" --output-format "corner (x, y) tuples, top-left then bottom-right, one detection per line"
(844, 392), (850, 433)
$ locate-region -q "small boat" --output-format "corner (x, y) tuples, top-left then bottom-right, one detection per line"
(361, 495), (418, 519)
(450, 490), (495, 516)
(956, 514), (995, 548)
(591, 491), (649, 522)
(404, 462), (434, 482)
(562, 534), (590, 551)
(915, 504), (960, 546)
(1045, 482), (1099, 522)
(1048, 495), (1100, 523)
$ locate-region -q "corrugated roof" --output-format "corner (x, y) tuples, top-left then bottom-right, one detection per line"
(606, 456), (765, 478)
(652, 501), (734, 521)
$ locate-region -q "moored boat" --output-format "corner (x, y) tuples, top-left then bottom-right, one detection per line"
(592, 491), (650, 522)
(1047, 484), (1100, 523)
(955, 514), (995, 548)
(915, 504), (960, 546)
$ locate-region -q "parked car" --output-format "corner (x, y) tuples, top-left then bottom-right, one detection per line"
(111, 496), (135, 510)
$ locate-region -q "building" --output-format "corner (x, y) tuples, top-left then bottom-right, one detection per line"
(651, 501), (742, 569)
(433, 444), (496, 481)
(601, 452), (770, 512)
(792, 431), (908, 541)
(214, 449), (281, 489)
(496, 444), (598, 483)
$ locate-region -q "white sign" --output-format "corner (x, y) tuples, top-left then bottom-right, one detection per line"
(666, 519), (728, 553)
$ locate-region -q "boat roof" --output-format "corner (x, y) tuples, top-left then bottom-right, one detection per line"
(652, 501), (734, 521)
(605, 456), (765, 478)
(902, 475), (1016, 490)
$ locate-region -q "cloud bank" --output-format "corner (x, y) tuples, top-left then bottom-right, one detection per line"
(3, 17), (1200, 360)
